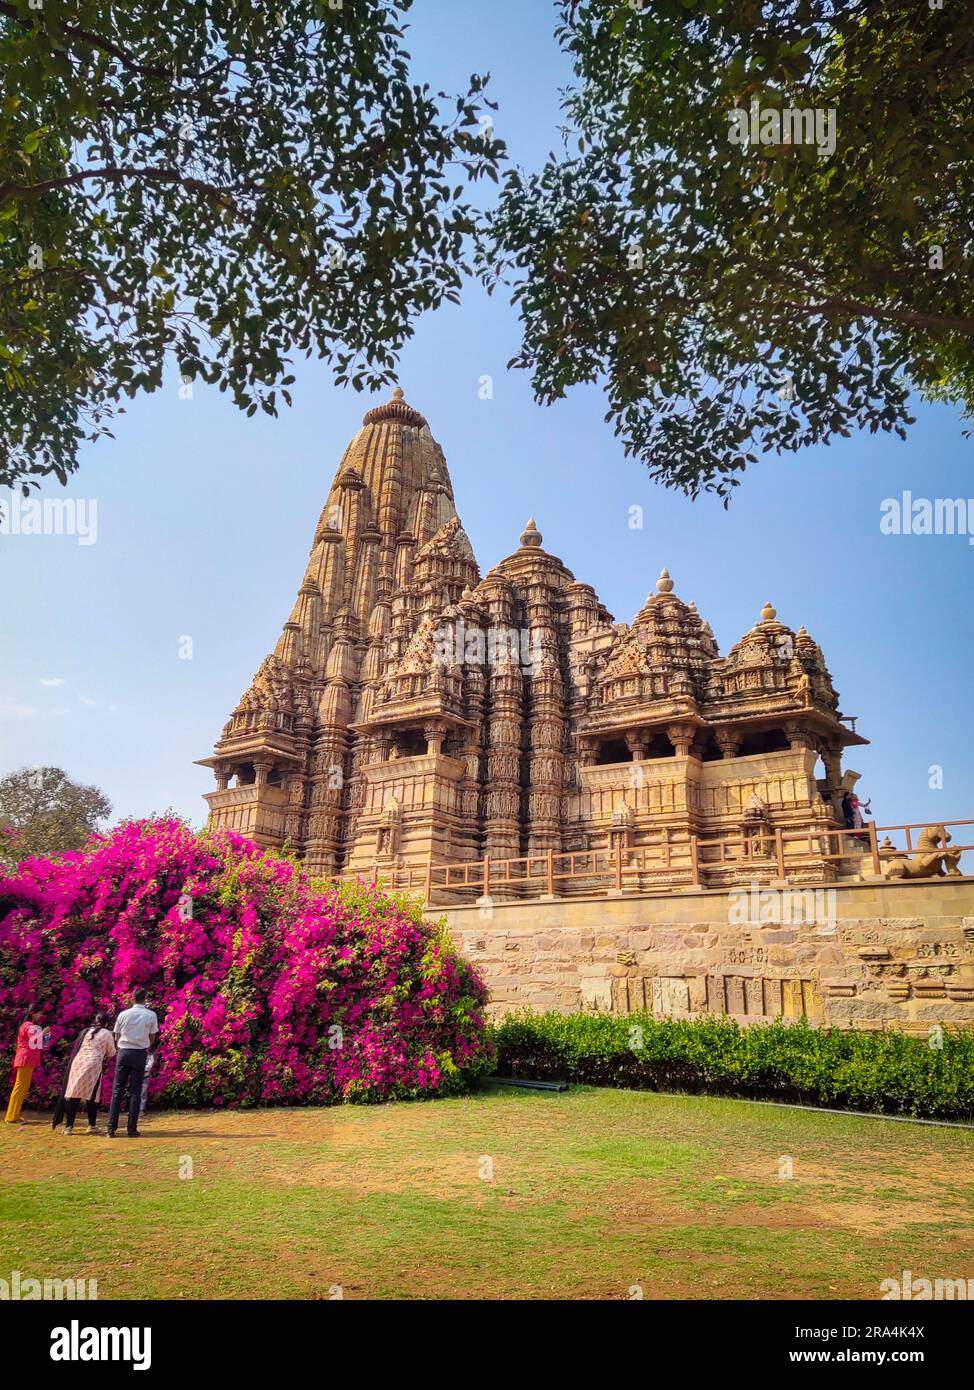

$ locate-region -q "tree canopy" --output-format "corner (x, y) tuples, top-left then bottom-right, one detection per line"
(4, 1), (972, 501)
(0, 765), (111, 864)
(483, 0), (974, 498)
(0, 0), (500, 492)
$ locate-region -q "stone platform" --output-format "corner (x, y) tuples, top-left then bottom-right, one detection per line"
(438, 877), (974, 1031)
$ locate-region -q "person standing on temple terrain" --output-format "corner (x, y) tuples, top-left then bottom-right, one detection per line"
(59, 1012), (116, 1135)
(107, 989), (159, 1138)
(4, 1005), (48, 1124)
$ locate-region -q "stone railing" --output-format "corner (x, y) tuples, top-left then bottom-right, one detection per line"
(377, 818), (974, 904)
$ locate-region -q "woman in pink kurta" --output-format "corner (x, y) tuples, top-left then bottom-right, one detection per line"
(62, 1016), (115, 1134)
(4, 1007), (47, 1123)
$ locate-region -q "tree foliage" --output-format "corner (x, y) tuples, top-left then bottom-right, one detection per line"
(0, 765), (111, 864)
(483, 0), (974, 498)
(0, 0), (501, 491)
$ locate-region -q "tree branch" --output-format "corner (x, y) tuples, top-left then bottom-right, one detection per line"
(0, 165), (240, 210)
(0, 1), (172, 78)
(0, 2), (241, 83)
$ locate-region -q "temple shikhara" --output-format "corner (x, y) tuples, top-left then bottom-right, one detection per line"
(198, 387), (870, 891)
(199, 389), (974, 1029)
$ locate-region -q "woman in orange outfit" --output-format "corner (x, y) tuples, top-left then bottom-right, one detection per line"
(5, 1006), (48, 1124)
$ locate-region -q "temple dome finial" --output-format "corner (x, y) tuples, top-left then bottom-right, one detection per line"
(362, 385), (426, 429)
(761, 600), (777, 622)
(656, 567), (674, 594)
(520, 517), (543, 548)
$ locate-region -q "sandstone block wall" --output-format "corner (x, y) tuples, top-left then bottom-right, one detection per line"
(439, 879), (974, 1032)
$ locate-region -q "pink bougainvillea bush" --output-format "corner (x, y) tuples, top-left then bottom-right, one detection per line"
(0, 819), (491, 1108)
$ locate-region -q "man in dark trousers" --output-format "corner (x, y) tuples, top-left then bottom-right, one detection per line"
(107, 988), (159, 1138)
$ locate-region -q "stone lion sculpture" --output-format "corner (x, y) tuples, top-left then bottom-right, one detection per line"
(886, 825), (963, 879)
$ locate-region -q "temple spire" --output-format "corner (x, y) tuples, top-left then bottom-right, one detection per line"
(520, 517), (543, 548)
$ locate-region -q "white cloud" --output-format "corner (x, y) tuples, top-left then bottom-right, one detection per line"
(0, 702), (38, 719)
(40, 677), (66, 687)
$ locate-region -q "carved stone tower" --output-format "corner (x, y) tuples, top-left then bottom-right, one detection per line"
(199, 388), (866, 886)
(197, 387), (476, 874)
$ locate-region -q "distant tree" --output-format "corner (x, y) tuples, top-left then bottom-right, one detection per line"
(0, 766), (111, 864)
(0, 0), (501, 492)
(484, 0), (974, 499)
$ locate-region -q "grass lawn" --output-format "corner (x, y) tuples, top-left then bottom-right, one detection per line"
(2, 1083), (973, 1300)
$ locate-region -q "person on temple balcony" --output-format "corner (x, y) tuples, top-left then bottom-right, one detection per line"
(841, 790), (872, 845)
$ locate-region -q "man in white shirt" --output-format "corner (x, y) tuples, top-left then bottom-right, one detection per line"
(107, 989), (159, 1138)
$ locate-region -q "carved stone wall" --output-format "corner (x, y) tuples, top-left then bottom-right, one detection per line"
(441, 878), (974, 1030)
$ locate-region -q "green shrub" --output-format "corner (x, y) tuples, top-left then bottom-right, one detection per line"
(489, 1011), (974, 1120)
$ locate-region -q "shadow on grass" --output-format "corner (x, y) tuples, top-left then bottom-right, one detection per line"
(133, 1129), (282, 1139)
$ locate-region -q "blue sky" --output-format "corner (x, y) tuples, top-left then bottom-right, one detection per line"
(2, 0), (972, 833)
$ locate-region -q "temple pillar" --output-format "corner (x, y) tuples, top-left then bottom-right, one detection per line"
(715, 727), (743, 759)
(667, 722), (696, 758)
(783, 719), (816, 753)
(821, 742), (844, 819)
(577, 738), (598, 768)
(625, 731), (649, 760)
(283, 773), (306, 844)
(526, 641), (565, 855)
(484, 663), (523, 861)
(424, 722), (445, 757)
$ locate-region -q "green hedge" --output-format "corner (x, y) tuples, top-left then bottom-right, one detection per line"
(489, 1011), (974, 1121)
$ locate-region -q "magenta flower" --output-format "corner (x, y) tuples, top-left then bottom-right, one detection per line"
(0, 819), (491, 1108)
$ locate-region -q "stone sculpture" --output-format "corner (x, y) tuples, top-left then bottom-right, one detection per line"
(886, 825), (963, 879)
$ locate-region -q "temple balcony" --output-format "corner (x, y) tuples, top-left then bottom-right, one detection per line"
(202, 783), (290, 847)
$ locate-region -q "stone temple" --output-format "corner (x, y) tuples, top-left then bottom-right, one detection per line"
(198, 387), (868, 888)
(199, 390), (974, 1029)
